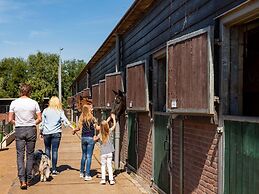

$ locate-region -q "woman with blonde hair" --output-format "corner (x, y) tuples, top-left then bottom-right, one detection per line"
(41, 96), (73, 175)
(73, 104), (98, 181)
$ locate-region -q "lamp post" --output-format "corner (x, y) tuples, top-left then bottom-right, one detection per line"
(58, 48), (64, 102)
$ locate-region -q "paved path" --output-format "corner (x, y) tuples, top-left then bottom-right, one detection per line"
(0, 127), (147, 194)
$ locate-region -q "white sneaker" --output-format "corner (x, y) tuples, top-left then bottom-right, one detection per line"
(80, 173), (84, 178)
(52, 170), (59, 176)
(84, 175), (92, 181)
(109, 180), (115, 185)
(100, 179), (106, 185)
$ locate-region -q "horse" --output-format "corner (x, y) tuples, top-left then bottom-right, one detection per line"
(76, 96), (92, 113)
(111, 89), (126, 121)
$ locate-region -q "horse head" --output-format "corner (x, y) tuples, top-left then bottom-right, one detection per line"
(111, 89), (126, 120)
(77, 96), (92, 112)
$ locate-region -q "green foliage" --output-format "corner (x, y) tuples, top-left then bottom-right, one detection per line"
(27, 52), (59, 102)
(62, 59), (85, 107)
(0, 58), (28, 98)
(0, 52), (85, 106)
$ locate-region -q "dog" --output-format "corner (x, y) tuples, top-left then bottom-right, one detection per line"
(32, 149), (51, 182)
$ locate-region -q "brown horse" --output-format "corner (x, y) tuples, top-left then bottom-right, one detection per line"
(111, 89), (126, 120)
(76, 96), (92, 112)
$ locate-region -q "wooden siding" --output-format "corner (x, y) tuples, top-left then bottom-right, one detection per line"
(167, 29), (213, 114)
(92, 84), (99, 108)
(78, 73), (88, 92)
(105, 72), (123, 108)
(122, 0), (245, 66)
(90, 48), (116, 85)
(73, 0), (246, 94)
(82, 88), (91, 98)
(99, 80), (106, 108)
(81, 0), (246, 92)
(126, 62), (148, 111)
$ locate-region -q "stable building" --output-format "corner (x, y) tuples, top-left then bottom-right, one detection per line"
(70, 0), (259, 193)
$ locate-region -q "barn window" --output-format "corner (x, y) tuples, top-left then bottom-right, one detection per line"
(166, 27), (214, 114)
(126, 60), (149, 111)
(99, 79), (106, 108)
(92, 84), (99, 108)
(105, 72), (124, 108)
(220, 1), (259, 117)
(152, 49), (166, 112)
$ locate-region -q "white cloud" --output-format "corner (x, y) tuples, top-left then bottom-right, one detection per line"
(29, 30), (50, 38)
(2, 40), (23, 45)
(0, 0), (33, 23)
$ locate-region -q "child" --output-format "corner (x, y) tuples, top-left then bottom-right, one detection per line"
(95, 114), (116, 185)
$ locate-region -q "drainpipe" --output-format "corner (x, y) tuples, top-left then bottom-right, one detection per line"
(179, 117), (184, 194)
(114, 33), (121, 170)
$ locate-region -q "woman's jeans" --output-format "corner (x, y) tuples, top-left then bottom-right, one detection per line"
(15, 126), (36, 182)
(43, 132), (61, 172)
(80, 136), (95, 176)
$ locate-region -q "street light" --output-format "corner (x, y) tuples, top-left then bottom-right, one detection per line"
(58, 48), (64, 102)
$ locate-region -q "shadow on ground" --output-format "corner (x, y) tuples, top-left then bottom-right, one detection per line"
(57, 164), (79, 173)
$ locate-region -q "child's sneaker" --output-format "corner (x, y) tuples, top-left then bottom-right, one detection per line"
(109, 180), (115, 185)
(84, 175), (92, 181)
(80, 173), (84, 178)
(100, 179), (106, 185)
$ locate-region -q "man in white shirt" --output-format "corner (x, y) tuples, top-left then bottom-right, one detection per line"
(9, 83), (42, 190)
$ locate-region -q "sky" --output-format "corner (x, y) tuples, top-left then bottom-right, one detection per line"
(0, 0), (134, 62)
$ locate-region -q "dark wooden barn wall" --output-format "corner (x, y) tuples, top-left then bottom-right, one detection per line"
(90, 47), (116, 85)
(74, 0), (245, 95)
(121, 0), (246, 67)
(78, 73), (88, 91)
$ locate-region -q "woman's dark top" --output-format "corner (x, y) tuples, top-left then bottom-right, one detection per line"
(81, 120), (95, 137)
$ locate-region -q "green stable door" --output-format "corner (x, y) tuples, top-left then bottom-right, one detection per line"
(154, 114), (170, 194)
(127, 112), (138, 170)
(224, 120), (259, 194)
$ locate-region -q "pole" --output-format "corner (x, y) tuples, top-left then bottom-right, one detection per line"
(58, 48), (63, 102)
(114, 34), (120, 170)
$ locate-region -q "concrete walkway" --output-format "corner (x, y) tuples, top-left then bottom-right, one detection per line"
(0, 127), (147, 194)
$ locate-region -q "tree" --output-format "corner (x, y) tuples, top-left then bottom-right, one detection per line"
(26, 52), (59, 103)
(0, 58), (28, 98)
(62, 59), (85, 107)
(0, 52), (85, 106)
